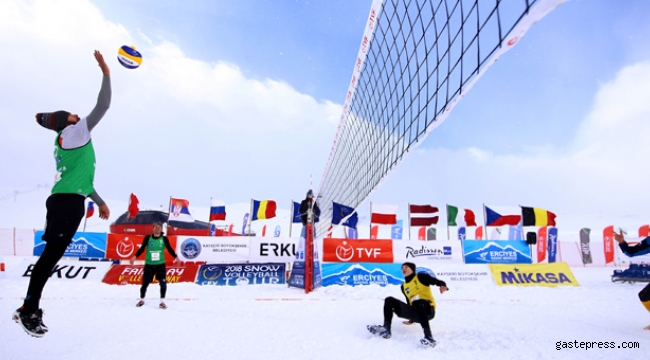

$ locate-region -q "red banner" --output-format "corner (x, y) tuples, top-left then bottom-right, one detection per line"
(603, 225), (615, 264)
(370, 226), (379, 240)
(537, 227), (547, 263)
(106, 234), (178, 263)
(322, 238), (393, 263)
(101, 263), (200, 285)
(475, 226), (483, 240)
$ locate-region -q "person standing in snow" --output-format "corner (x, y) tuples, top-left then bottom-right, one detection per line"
(368, 262), (449, 347)
(13, 50), (112, 338)
(130, 222), (179, 309)
(613, 230), (650, 330)
(299, 189), (320, 226)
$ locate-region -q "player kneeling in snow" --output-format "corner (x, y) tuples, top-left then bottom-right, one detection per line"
(368, 262), (448, 347)
(613, 229), (650, 330)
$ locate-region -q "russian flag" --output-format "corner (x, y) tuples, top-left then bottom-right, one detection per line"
(86, 201), (94, 218)
(251, 199), (277, 220)
(169, 198), (194, 223)
(210, 199), (226, 221)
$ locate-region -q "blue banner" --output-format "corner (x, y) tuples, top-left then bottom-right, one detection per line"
(458, 227), (466, 241)
(348, 227), (358, 239)
(391, 220), (403, 240)
(34, 231), (106, 258)
(288, 260), (305, 288)
(548, 227), (558, 263)
(195, 263), (286, 286)
(274, 225), (281, 237)
(321, 263), (403, 287)
(463, 240), (532, 264)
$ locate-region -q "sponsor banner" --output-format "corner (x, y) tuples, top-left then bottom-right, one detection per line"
(12, 259), (111, 282)
(249, 237), (298, 262)
(548, 227), (558, 263)
(34, 231), (107, 258)
(580, 228), (592, 264)
(101, 263), (200, 285)
(416, 264), (494, 287)
(393, 241), (463, 264)
(288, 260), (306, 288)
(463, 240), (532, 264)
(195, 263), (286, 286)
(490, 263), (579, 287)
(176, 236), (251, 262)
(322, 263), (403, 287)
(105, 234), (178, 263)
(322, 238), (393, 263)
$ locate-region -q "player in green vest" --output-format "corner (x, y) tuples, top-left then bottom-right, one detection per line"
(14, 50), (112, 338)
(130, 222), (179, 309)
(367, 262), (449, 347)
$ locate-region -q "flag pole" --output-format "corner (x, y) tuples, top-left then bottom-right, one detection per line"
(248, 198), (254, 236)
(482, 203), (487, 240)
(83, 201), (88, 232)
(407, 203), (411, 241)
(289, 200), (294, 238)
(446, 204), (449, 241)
(167, 196), (172, 232)
(369, 202), (372, 239)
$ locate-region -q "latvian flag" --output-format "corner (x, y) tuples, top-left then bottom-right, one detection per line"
(371, 203), (398, 225)
(169, 198), (194, 223)
(209, 199), (226, 221)
(409, 204), (439, 227)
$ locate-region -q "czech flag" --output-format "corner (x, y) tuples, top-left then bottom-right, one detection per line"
(251, 199), (276, 220)
(210, 199), (226, 221)
(485, 205), (521, 226)
(86, 201), (95, 218)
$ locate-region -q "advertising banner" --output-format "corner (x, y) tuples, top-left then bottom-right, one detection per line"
(392, 241), (463, 264)
(34, 231), (107, 258)
(580, 228), (593, 264)
(101, 263), (200, 285)
(105, 234), (178, 263)
(321, 263), (403, 287)
(463, 240), (532, 264)
(249, 237), (299, 262)
(537, 227), (547, 263)
(12, 259), (111, 282)
(322, 239), (393, 263)
(418, 264), (494, 287)
(489, 262), (579, 287)
(176, 236), (251, 262)
(603, 226), (615, 264)
(547, 227), (558, 263)
(195, 263), (286, 286)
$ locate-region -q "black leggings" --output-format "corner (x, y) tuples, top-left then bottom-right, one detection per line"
(140, 264), (167, 299)
(23, 194), (85, 313)
(383, 296), (435, 331)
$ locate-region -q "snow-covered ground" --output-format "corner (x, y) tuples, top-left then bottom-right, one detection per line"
(0, 257), (647, 360)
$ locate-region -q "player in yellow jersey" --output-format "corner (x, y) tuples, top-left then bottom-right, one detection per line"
(368, 262), (448, 347)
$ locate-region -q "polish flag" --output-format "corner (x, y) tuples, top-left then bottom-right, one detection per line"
(371, 204), (398, 225)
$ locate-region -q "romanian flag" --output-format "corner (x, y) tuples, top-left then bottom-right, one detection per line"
(86, 201), (95, 218)
(209, 199), (226, 221)
(521, 206), (556, 227)
(251, 199), (277, 220)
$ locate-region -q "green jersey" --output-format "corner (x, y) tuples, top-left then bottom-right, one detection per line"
(51, 134), (96, 195)
(145, 235), (167, 265)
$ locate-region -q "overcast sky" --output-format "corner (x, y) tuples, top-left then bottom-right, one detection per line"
(1, 0), (650, 235)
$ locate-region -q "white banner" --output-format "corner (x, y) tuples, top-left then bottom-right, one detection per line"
(10, 259), (111, 282)
(249, 237), (299, 262)
(393, 241), (464, 264)
(417, 264), (494, 287)
(176, 236), (251, 262)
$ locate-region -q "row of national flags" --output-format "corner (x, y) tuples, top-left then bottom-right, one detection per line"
(84, 194), (556, 231)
